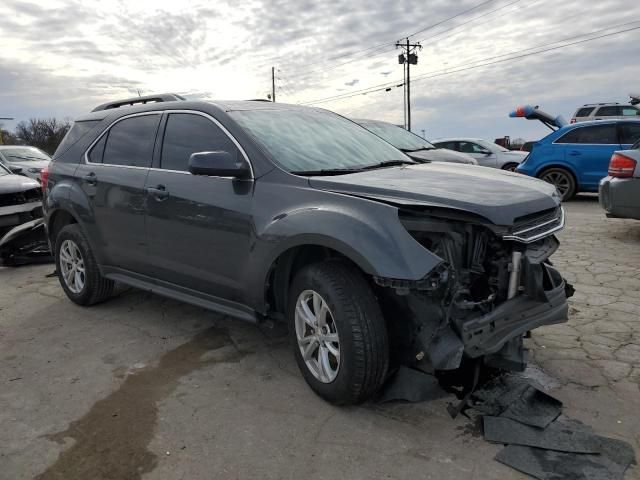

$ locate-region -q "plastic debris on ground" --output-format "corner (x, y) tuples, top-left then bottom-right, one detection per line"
(376, 366), (449, 403)
(0, 219), (52, 266)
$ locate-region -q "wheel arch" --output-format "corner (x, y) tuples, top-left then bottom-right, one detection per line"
(535, 163), (580, 188)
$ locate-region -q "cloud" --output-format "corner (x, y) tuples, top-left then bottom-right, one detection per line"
(0, 0), (638, 142)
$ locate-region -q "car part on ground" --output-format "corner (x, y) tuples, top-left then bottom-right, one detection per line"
(0, 163), (43, 238)
(44, 95), (571, 404)
(354, 118), (477, 165)
(0, 218), (52, 266)
(431, 137), (528, 169)
(0, 146), (51, 182)
(599, 143), (640, 219)
(516, 119), (640, 201)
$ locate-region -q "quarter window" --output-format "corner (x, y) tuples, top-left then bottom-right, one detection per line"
(556, 124), (618, 144)
(88, 135), (107, 163)
(574, 107), (595, 117)
(102, 115), (161, 167)
(620, 123), (640, 145)
(160, 113), (239, 172)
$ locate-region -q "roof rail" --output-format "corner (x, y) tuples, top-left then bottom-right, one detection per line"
(583, 102), (619, 106)
(91, 93), (186, 112)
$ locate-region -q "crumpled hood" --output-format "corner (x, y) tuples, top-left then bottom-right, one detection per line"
(407, 148), (477, 165)
(309, 163), (559, 226)
(0, 174), (41, 195)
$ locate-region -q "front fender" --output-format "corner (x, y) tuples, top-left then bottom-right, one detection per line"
(245, 185), (443, 310)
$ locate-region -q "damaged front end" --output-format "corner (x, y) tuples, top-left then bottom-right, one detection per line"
(375, 206), (572, 373)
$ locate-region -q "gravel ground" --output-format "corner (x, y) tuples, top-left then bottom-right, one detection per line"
(1, 195), (638, 480)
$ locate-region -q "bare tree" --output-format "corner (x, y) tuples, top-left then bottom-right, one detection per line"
(15, 118), (71, 154)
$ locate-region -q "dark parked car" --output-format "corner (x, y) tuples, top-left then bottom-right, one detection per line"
(0, 161), (42, 238)
(599, 140), (640, 220)
(44, 94), (571, 404)
(355, 119), (477, 164)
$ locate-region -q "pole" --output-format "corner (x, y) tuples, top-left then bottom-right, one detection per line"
(272, 67), (276, 103)
(403, 60), (407, 129)
(406, 38), (411, 132)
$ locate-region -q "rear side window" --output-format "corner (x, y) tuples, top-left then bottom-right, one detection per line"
(620, 123), (640, 145)
(574, 107), (595, 117)
(102, 115), (161, 167)
(556, 124), (618, 144)
(160, 113), (239, 172)
(595, 106), (620, 117)
(54, 120), (100, 157)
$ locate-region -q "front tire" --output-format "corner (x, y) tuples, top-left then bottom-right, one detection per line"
(539, 167), (576, 201)
(55, 224), (114, 306)
(288, 261), (389, 405)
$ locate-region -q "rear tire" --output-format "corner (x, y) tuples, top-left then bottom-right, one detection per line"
(55, 224), (114, 306)
(288, 261), (389, 405)
(538, 167), (576, 201)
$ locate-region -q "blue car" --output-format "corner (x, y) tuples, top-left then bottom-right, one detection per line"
(516, 119), (640, 200)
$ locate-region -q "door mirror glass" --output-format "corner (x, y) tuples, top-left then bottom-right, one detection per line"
(188, 151), (250, 178)
(10, 166), (23, 174)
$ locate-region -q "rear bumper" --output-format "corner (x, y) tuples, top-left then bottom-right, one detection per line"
(461, 264), (569, 358)
(599, 176), (640, 220)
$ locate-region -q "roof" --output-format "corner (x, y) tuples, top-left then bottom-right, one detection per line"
(432, 137), (485, 142)
(559, 118), (640, 130)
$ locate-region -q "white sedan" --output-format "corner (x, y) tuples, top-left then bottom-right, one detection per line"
(432, 138), (528, 171)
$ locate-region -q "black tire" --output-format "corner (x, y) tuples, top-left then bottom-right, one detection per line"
(55, 224), (114, 306)
(538, 167), (576, 201)
(501, 162), (519, 172)
(288, 261), (389, 405)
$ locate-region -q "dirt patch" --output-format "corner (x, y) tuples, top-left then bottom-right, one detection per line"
(36, 326), (244, 480)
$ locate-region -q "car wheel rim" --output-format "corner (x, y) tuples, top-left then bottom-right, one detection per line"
(294, 290), (340, 383)
(59, 239), (85, 294)
(541, 171), (571, 197)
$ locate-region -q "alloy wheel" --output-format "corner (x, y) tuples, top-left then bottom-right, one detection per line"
(294, 290), (340, 383)
(541, 170), (571, 198)
(59, 239), (86, 294)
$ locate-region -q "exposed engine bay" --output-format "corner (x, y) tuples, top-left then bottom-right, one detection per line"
(375, 208), (573, 373)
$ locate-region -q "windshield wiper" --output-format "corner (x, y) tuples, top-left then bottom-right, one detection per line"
(291, 167), (363, 176)
(360, 159), (416, 170)
(401, 147), (434, 153)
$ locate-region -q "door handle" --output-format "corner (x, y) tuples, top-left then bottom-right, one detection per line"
(145, 185), (169, 201)
(568, 151), (582, 156)
(82, 172), (97, 185)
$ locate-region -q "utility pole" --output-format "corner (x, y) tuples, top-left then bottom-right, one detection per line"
(271, 67), (276, 102)
(396, 39), (421, 131)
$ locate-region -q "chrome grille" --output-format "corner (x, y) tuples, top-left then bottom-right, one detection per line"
(503, 206), (564, 243)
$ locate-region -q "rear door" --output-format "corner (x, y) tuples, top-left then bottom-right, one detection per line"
(76, 113), (161, 272)
(144, 111), (253, 304)
(555, 123), (620, 189)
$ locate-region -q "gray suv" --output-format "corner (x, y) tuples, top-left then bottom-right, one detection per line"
(44, 94), (572, 404)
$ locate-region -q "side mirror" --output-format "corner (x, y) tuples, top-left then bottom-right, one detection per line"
(188, 151), (251, 179)
(479, 149), (492, 155)
(10, 166), (23, 174)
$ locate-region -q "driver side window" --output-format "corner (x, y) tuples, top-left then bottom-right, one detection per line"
(459, 141), (486, 154)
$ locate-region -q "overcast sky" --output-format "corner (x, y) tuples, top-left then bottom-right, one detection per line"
(1, 0), (639, 142)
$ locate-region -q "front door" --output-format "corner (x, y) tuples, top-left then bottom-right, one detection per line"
(458, 141), (497, 167)
(144, 112), (254, 304)
(75, 113), (161, 272)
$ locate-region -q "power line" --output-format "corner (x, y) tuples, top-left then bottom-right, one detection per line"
(300, 23), (640, 106)
(281, 0), (499, 79)
(281, 0), (528, 86)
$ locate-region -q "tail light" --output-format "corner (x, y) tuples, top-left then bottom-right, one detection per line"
(608, 153), (637, 178)
(40, 164), (49, 193)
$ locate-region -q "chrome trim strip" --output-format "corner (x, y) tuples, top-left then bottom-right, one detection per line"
(83, 109), (254, 179)
(503, 207), (565, 243)
(512, 211), (561, 236)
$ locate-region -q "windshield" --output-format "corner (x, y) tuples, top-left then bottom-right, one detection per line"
(359, 121), (435, 151)
(0, 162), (10, 176)
(1, 147), (51, 162)
(476, 139), (509, 153)
(229, 109), (412, 173)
